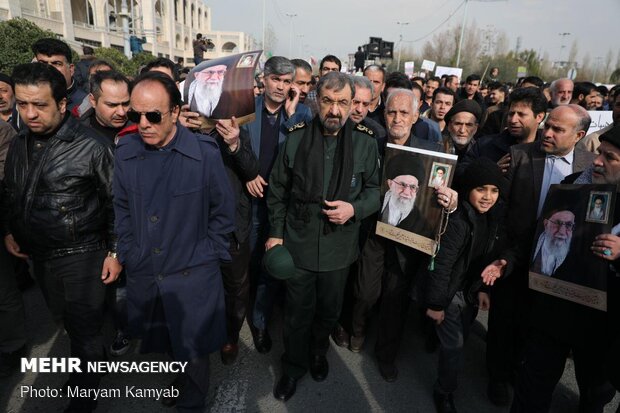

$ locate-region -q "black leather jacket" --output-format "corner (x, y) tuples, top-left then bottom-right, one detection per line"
(1, 115), (116, 260)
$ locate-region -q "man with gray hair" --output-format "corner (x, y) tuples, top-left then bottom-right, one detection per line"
(242, 56), (313, 355)
(349, 75), (386, 138)
(549, 78), (574, 108)
(267, 71), (380, 401)
(346, 88), (458, 382)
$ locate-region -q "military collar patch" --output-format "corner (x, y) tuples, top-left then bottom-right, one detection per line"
(288, 122), (306, 132)
(355, 123), (374, 136)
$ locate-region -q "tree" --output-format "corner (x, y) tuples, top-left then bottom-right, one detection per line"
(263, 24), (278, 57)
(94, 48), (155, 77)
(0, 18), (57, 75)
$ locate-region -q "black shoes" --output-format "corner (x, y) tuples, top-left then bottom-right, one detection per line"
(433, 391), (457, 413)
(273, 375), (297, 401)
(0, 345), (26, 377)
(109, 331), (131, 357)
(331, 324), (350, 348)
(220, 343), (239, 365)
(309, 355), (329, 382)
(161, 377), (182, 407)
(378, 361), (398, 382)
(252, 328), (272, 354)
(487, 381), (510, 405)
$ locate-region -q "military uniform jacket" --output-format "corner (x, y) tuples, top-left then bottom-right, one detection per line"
(267, 122), (380, 272)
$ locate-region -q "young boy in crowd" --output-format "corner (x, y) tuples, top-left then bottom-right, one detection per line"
(421, 158), (507, 413)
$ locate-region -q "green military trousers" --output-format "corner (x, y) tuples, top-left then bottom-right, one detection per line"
(282, 267), (350, 379)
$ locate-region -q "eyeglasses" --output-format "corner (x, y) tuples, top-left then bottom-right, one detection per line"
(546, 219), (575, 231)
(394, 181), (419, 192)
(197, 70), (226, 78)
(127, 110), (171, 124)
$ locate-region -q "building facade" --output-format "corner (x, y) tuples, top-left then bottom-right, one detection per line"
(0, 0), (254, 63)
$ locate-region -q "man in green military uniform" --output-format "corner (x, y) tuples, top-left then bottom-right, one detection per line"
(267, 72), (380, 401)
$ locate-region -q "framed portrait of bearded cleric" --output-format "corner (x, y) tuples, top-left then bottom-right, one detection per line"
(529, 184), (616, 311)
(184, 50), (262, 128)
(376, 143), (458, 255)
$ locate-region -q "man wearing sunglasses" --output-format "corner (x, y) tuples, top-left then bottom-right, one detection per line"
(113, 71), (235, 412)
(1, 63), (119, 413)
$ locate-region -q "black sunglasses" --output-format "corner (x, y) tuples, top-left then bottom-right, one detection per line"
(127, 110), (171, 124)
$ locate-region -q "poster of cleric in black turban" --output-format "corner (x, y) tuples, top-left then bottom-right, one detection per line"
(184, 50), (262, 128)
(529, 184), (616, 311)
(376, 143), (458, 255)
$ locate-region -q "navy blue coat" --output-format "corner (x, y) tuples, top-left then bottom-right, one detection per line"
(241, 95), (313, 161)
(113, 125), (235, 361)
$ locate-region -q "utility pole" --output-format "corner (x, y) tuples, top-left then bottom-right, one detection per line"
(396, 21), (409, 71)
(286, 13), (297, 58)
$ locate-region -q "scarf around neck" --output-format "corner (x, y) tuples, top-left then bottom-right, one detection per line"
(291, 117), (354, 233)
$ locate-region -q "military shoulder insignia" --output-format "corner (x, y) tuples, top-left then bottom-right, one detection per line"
(356, 123), (374, 136)
(288, 122), (306, 132)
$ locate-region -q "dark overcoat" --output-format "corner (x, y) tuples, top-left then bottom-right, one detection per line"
(113, 125), (235, 361)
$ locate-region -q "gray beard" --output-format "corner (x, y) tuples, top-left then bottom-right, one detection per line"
(188, 80), (223, 117)
(539, 233), (571, 275)
(381, 190), (415, 226)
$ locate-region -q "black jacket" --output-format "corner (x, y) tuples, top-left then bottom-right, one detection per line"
(214, 128), (259, 244)
(421, 201), (505, 311)
(1, 115), (116, 260)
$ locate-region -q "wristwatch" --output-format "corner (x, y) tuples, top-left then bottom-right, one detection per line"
(107, 251), (118, 259)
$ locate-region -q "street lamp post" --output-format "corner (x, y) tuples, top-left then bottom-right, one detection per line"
(456, 0), (505, 68)
(286, 13), (297, 58)
(297, 34), (304, 56)
(396, 21), (409, 72)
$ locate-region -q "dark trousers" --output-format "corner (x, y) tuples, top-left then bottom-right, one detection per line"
(434, 292), (478, 395)
(33, 250), (107, 409)
(511, 329), (616, 413)
(105, 270), (128, 334)
(282, 267), (349, 378)
(486, 269), (528, 382)
(250, 198), (283, 330)
(176, 357), (210, 412)
(351, 232), (385, 337)
(374, 264), (415, 365)
(221, 239), (250, 344)
(0, 244), (26, 353)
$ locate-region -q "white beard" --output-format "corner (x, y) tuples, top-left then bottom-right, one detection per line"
(381, 190), (416, 226)
(188, 79), (223, 117)
(537, 232), (571, 275)
(590, 206), (603, 220)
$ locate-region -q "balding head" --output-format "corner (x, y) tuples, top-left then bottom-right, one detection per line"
(550, 78), (574, 106)
(542, 104), (591, 156)
(385, 89), (418, 143)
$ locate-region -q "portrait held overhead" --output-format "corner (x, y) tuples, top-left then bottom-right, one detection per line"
(184, 50), (262, 127)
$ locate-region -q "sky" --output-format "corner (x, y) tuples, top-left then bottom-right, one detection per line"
(205, 0), (620, 69)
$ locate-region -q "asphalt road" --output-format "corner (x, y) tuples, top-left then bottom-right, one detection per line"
(1, 284), (618, 413)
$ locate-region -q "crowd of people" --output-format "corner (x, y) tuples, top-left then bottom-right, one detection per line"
(0, 37), (619, 413)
